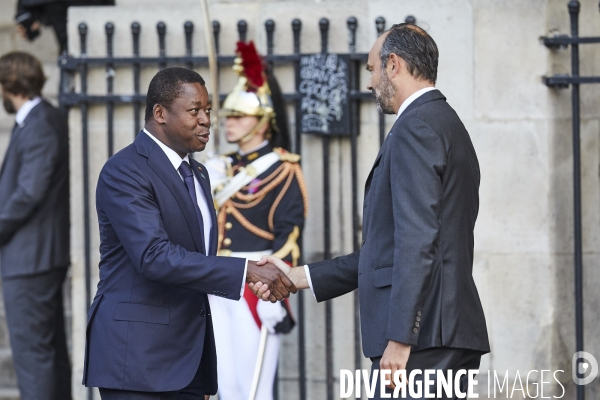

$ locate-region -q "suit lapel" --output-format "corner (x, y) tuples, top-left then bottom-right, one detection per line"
(191, 158), (218, 256)
(139, 135), (206, 254)
(364, 139), (389, 194)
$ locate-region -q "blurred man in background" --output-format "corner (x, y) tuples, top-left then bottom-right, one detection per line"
(0, 51), (71, 400)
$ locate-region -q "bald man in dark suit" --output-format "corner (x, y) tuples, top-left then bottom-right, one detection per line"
(254, 24), (490, 400)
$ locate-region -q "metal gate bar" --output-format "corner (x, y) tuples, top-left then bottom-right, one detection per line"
(568, 5), (583, 400)
(347, 16), (363, 375)
(318, 18), (336, 399)
(74, 21), (95, 400)
(105, 23), (115, 156)
(132, 22), (142, 136)
(542, 2), (600, 400)
(376, 17), (386, 146)
(290, 18), (307, 400)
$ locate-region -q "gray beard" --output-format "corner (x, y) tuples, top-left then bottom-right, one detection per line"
(373, 73), (397, 115)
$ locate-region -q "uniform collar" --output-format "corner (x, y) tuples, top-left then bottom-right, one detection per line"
(238, 140), (269, 156)
(15, 97), (42, 126)
(235, 140), (272, 163)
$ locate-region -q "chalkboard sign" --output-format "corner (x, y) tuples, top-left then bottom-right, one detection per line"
(297, 53), (351, 136)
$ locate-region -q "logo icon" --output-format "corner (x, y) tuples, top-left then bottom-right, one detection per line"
(572, 351), (599, 385)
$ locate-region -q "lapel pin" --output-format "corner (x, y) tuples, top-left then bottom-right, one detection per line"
(200, 173), (206, 179)
(197, 166), (203, 171)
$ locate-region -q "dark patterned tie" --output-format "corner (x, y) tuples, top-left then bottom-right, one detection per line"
(178, 160), (206, 253)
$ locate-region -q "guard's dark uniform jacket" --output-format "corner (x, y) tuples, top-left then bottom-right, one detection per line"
(216, 144), (307, 266)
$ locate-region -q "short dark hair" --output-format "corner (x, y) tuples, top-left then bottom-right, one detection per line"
(0, 51), (46, 98)
(380, 23), (439, 84)
(145, 67), (206, 122)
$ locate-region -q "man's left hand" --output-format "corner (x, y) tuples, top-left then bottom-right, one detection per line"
(380, 340), (411, 390)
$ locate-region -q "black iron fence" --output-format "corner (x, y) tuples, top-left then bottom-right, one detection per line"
(59, 14), (418, 400)
(541, 2), (600, 400)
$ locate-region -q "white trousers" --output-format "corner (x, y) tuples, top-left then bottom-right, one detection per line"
(210, 250), (280, 400)
(209, 295), (280, 400)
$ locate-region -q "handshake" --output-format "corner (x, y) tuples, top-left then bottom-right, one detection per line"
(246, 256), (308, 302)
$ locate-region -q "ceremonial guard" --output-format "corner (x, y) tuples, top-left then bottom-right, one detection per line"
(205, 41), (308, 400)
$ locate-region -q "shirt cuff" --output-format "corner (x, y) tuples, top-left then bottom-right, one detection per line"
(240, 259), (248, 297)
(303, 264), (316, 299)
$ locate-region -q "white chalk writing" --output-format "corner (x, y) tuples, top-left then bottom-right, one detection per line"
(298, 54), (349, 134)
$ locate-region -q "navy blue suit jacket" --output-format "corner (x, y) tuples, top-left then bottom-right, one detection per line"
(308, 90), (489, 358)
(83, 132), (246, 394)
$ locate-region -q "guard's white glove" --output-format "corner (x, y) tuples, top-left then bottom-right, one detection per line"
(256, 300), (286, 334)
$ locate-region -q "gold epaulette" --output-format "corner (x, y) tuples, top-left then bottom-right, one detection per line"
(273, 226), (301, 267)
(273, 147), (301, 163)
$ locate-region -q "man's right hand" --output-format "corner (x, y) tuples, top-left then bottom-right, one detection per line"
(250, 256), (309, 301)
(246, 260), (297, 302)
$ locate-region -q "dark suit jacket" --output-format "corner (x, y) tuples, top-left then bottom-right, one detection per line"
(308, 90), (490, 358)
(83, 132), (246, 394)
(0, 100), (69, 278)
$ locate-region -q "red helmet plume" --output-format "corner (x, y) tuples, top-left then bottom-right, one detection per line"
(235, 41), (265, 91)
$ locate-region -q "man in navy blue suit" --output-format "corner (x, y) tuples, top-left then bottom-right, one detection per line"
(83, 67), (296, 400)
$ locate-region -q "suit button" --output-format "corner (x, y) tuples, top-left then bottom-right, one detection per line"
(417, 311), (422, 317)
(225, 222), (233, 230)
(413, 328), (418, 333)
(416, 316), (421, 322)
(223, 238), (232, 246)
(200, 310), (206, 317)
(361, 238), (366, 245)
(415, 322), (420, 328)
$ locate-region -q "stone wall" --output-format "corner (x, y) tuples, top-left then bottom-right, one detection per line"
(66, 1), (600, 399)
(1, 0), (600, 399)
(0, 2), (64, 399)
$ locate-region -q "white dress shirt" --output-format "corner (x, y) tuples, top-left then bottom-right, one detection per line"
(395, 86), (436, 120)
(304, 87), (437, 298)
(15, 97), (42, 126)
(143, 129), (247, 296)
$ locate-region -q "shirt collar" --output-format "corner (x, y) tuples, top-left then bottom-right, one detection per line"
(395, 87), (436, 120)
(15, 97), (42, 126)
(143, 128), (189, 170)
